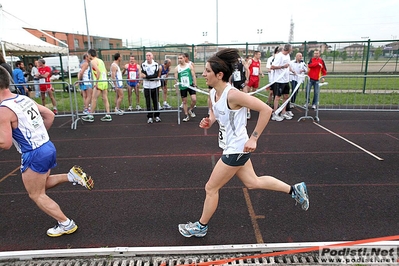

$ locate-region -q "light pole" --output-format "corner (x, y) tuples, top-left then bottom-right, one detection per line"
(83, 0), (91, 49)
(257, 29), (263, 50)
(257, 29), (263, 40)
(216, 0), (218, 52)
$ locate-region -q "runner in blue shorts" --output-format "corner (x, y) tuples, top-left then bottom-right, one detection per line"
(0, 66), (94, 237)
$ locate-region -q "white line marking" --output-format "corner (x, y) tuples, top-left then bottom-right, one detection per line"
(313, 122), (384, 161)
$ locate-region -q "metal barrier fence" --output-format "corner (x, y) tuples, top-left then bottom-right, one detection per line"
(11, 74), (399, 127)
(70, 77), (182, 129)
(10, 80), (75, 119)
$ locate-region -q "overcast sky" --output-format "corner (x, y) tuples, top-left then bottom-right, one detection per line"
(1, 0), (398, 46)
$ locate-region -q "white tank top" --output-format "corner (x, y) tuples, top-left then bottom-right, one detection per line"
(210, 83), (249, 154)
(0, 95), (50, 153)
(81, 62), (91, 85)
(111, 63), (123, 88)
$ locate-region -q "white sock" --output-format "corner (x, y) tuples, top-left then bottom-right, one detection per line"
(60, 218), (70, 226)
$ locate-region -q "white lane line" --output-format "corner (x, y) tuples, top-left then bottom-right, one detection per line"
(313, 122), (384, 161)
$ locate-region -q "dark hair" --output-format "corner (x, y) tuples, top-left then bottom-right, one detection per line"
(114, 53), (121, 61)
(15, 60), (22, 68)
(38, 58), (46, 64)
(0, 66), (11, 89)
(207, 48), (240, 82)
(274, 46), (280, 54)
(183, 52), (189, 59)
(87, 49), (97, 57)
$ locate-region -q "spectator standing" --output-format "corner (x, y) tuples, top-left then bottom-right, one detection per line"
(307, 49), (327, 109)
(123, 56), (142, 111)
(36, 59), (58, 114)
(82, 48), (112, 122)
(31, 60), (40, 98)
(160, 59), (172, 109)
(12, 61), (28, 95)
(271, 44), (294, 121)
(230, 57), (248, 91)
(141, 52), (161, 124)
(110, 53), (124, 115)
(77, 54), (93, 114)
(289, 52), (307, 107)
(265, 47), (281, 107)
(243, 51), (264, 119)
(174, 53), (197, 122)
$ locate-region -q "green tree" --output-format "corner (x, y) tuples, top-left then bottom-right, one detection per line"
(374, 47), (383, 60)
(341, 51), (348, 61)
(354, 52), (359, 61)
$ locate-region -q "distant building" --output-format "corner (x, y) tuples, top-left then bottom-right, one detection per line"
(383, 42), (399, 57)
(343, 43), (365, 57)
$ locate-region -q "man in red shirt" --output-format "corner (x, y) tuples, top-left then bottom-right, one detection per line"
(35, 59), (58, 114)
(307, 49), (327, 109)
(243, 51), (264, 119)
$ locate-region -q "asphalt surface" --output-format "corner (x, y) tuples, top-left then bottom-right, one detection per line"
(0, 107), (398, 252)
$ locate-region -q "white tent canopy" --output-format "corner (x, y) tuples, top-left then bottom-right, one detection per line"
(0, 4), (68, 56)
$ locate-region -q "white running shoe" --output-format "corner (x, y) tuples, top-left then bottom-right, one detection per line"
(271, 113), (284, 121)
(47, 220), (78, 237)
(188, 109), (196, 118)
(69, 165), (94, 190)
(163, 102), (172, 109)
(147, 117), (153, 124)
(115, 108), (124, 116)
(155, 117), (161, 123)
(128, 106), (133, 111)
(286, 111), (294, 117)
(282, 112), (293, 120)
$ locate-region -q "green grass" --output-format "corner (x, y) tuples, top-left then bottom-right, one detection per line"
(31, 75), (399, 113)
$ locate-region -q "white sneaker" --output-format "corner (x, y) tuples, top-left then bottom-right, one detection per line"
(163, 102), (172, 109)
(188, 109), (196, 118)
(158, 102), (163, 110)
(286, 111), (294, 117)
(136, 105), (142, 111)
(68, 165), (94, 190)
(179, 103), (183, 109)
(47, 220), (78, 237)
(282, 112), (293, 120)
(312, 104), (316, 109)
(182, 115), (190, 122)
(115, 108), (124, 115)
(128, 106), (133, 111)
(155, 117), (161, 122)
(147, 118), (153, 124)
(271, 113), (284, 121)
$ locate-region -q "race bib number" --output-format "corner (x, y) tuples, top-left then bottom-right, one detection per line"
(252, 67), (259, 76)
(233, 70), (241, 81)
(129, 71), (137, 80)
(101, 72), (107, 80)
(181, 76), (190, 87)
(161, 74), (166, 79)
(19, 100), (43, 129)
(218, 125), (226, 149)
(39, 78), (45, 84)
